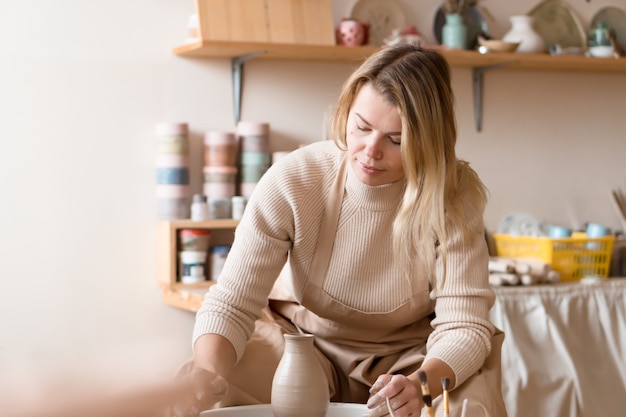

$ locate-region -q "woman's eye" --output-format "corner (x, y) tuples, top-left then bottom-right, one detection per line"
(356, 124), (369, 132)
(388, 136), (401, 145)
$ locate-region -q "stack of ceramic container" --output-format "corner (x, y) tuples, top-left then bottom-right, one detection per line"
(203, 130), (239, 219)
(237, 121), (271, 201)
(178, 229), (211, 284)
(155, 122), (190, 219)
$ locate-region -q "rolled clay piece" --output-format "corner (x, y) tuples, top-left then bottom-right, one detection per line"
(489, 273), (520, 286)
(520, 274), (539, 286)
(488, 257), (516, 273)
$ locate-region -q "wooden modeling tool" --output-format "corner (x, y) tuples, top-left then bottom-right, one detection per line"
(385, 396), (397, 417)
(441, 377), (450, 417)
(460, 398), (469, 417)
(417, 370), (435, 417)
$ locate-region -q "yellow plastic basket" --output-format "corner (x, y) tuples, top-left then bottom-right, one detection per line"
(493, 234), (615, 281)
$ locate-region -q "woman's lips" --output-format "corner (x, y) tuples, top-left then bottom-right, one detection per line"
(358, 160), (383, 175)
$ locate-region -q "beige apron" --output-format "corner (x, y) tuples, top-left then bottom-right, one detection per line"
(195, 156), (508, 417)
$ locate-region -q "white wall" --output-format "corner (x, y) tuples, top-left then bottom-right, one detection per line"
(0, 0), (625, 376)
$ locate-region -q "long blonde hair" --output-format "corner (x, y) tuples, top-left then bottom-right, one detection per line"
(331, 45), (488, 286)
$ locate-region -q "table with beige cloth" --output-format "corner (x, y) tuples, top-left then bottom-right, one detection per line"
(489, 278), (626, 417)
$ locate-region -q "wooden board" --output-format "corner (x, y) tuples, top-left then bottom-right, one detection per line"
(196, 0), (230, 41)
(298, 0), (335, 45)
(195, 0), (334, 45)
(231, 0), (270, 43)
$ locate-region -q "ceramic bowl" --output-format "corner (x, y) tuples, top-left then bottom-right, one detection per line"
(588, 45), (615, 58)
(477, 37), (520, 53)
(200, 403), (368, 417)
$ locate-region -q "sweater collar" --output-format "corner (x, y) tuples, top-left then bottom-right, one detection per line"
(345, 161), (405, 211)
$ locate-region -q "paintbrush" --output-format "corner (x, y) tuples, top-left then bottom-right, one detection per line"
(441, 377), (450, 417)
(417, 370), (434, 417)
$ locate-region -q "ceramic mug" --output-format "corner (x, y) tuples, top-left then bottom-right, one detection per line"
(586, 222), (610, 238)
(588, 45), (615, 58)
(586, 222), (610, 252)
(549, 225), (572, 238)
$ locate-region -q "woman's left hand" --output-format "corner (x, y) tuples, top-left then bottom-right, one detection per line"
(366, 374), (423, 417)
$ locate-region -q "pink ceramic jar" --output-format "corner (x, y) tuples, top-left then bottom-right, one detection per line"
(336, 19), (368, 47)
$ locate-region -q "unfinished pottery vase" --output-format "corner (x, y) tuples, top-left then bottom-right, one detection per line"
(271, 333), (329, 417)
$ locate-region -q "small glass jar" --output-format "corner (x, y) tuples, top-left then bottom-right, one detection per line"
(588, 21), (615, 58)
(589, 21), (612, 47)
(210, 246), (231, 281)
(191, 194), (210, 221)
(231, 196), (246, 220)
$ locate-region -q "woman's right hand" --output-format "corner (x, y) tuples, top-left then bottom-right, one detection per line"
(170, 367), (228, 417)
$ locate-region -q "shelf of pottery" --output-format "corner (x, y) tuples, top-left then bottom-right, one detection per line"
(155, 121), (292, 311)
(157, 219), (238, 312)
(176, 0), (626, 133)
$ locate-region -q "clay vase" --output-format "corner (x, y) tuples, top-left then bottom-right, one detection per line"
(502, 15), (545, 53)
(271, 333), (329, 417)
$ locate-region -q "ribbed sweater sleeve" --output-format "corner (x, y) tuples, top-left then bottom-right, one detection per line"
(424, 210), (495, 387)
(192, 141), (340, 360)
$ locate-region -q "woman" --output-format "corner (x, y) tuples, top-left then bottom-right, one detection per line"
(179, 44), (507, 417)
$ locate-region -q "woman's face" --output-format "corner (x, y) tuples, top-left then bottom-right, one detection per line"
(346, 84), (404, 186)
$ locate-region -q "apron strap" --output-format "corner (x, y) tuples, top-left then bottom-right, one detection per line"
(303, 155), (349, 296)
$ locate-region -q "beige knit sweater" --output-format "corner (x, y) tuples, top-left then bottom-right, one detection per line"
(193, 140), (495, 386)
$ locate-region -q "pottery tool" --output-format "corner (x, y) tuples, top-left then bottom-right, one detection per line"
(460, 398), (469, 417)
(610, 189), (626, 231)
(417, 370), (434, 417)
(385, 396), (398, 417)
(441, 377), (450, 417)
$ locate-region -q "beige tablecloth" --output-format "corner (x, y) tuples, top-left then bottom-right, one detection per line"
(490, 279), (626, 417)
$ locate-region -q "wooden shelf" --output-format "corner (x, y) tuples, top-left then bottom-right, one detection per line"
(159, 219), (239, 230)
(173, 40), (626, 73)
(160, 285), (210, 313)
(157, 219), (239, 312)
(172, 40), (626, 131)
(173, 40), (377, 62)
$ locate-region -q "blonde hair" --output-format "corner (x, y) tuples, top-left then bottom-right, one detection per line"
(331, 45), (488, 286)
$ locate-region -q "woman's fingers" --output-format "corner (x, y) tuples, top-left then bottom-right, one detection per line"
(369, 374), (392, 396)
(192, 368), (228, 407)
(367, 374), (423, 417)
(170, 368), (228, 417)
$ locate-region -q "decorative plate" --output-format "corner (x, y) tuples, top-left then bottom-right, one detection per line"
(350, 0), (407, 46)
(497, 212), (550, 237)
(591, 6), (626, 55)
(527, 0), (587, 49)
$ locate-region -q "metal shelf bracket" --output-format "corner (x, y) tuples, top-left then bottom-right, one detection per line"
(232, 51), (267, 124)
(472, 62), (515, 132)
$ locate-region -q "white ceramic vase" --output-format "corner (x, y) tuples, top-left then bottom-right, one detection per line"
(271, 333), (330, 417)
(502, 15), (545, 53)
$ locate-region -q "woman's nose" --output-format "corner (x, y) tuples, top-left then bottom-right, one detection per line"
(364, 135), (383, 159)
